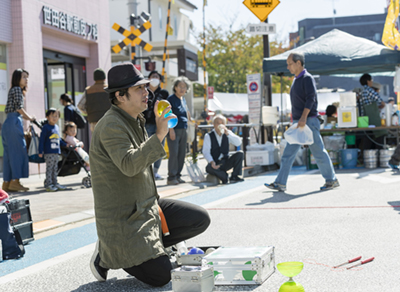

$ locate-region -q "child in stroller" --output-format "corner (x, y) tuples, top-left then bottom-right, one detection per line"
(63, 122), (90, 171)
(34, 119), (91, 188)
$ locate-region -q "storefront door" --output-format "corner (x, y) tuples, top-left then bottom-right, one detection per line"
(43, 50), (89, 150)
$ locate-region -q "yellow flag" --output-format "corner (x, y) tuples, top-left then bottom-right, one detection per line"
(382, 0), (400, 50)
(168, 26), (174, 36)
(204, 0), (208, 6)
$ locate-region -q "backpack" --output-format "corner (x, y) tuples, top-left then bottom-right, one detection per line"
(73, 106), (87, 129)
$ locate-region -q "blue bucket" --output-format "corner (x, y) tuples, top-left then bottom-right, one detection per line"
(340, 149), (359, 169)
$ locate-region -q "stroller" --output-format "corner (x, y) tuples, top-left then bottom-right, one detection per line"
(31, 120), (92, 188)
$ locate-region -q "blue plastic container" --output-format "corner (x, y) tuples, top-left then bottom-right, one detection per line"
(340, 149), (359, 169)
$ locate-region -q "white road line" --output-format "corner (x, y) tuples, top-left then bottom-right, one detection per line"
(0, 243), (95, 285)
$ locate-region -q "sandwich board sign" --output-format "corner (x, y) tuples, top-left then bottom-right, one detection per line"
(247, 73), (262, 145)
(242, 0), (280, 22)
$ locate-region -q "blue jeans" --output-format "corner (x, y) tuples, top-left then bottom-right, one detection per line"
(145, 123), (164, 173)
(275, 117), (336, 186)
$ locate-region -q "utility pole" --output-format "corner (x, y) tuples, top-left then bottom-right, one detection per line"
(263, 18), (273, 143)
(127, 0), (139, 65)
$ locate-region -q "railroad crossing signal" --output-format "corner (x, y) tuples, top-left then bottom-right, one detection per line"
(111, 21), (153, 61)
(242, 0), (280, 22)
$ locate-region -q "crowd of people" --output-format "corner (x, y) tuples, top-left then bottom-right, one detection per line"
(2, 56), (400, 287)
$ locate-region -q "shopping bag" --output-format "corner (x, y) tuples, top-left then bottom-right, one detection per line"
(28, 126), (45, 163)
(185, 160), (205, 183)
(0, 207), (25, 260)
(284, 123), (314, 145)
(187, 120), (196, 143)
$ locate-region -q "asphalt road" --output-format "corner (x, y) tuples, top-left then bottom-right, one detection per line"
(1, 166), (400, 292)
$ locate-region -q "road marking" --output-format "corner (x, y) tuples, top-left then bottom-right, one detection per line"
(33, 219), (64, 233)
(206, 205), (400, 210)
(0, 243), (95, 285)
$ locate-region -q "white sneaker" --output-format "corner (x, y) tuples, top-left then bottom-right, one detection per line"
(55, 183), (67, 190)
(46, 185), (58, 192)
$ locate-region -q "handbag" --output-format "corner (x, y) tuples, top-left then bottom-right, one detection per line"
(28, 126), (45, 163)
(0, 204), (25, 260)
(187, 120), (196, 143)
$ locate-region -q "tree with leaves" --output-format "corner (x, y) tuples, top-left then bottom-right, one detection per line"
(194, 25), (293, 96)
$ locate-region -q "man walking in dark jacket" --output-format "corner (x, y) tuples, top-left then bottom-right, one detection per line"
(78, 68), (111, 132)
(265, 52), (339, 192)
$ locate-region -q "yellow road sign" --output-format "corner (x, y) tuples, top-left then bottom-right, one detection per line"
(242, 0), (280, 22)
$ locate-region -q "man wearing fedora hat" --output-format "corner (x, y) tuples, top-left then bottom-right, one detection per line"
(89, 63), (210, 286)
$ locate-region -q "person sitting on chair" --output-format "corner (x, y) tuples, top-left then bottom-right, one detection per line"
(202, 114), (244, 184)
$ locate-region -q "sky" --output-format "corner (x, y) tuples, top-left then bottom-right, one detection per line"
(183, 0), (389, 45)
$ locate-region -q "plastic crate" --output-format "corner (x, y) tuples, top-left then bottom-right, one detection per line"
(246, 151), (274, 166)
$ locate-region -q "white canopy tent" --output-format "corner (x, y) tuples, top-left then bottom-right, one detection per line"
(207, 92), (340, 116)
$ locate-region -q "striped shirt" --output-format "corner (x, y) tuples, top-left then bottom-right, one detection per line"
(358, 85), (383, 116)
(5, 87), (24, 114)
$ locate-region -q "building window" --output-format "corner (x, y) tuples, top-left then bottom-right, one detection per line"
(299, 26), (305, 44)
(174, 15), (178, 36)
(159, 6), (162, 29)
(186, 58), (197, 73)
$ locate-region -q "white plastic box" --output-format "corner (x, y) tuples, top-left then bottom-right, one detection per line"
(246, 151), (274, 166)
(337, 106), (357, 128)
(339, 92), (357, 107)
(202, 246), (275, 285)
(171, 266), (214, 292)
(262, 106), (279, 126)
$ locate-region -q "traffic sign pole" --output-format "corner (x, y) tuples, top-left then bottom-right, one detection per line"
(263, 18), (273, 143)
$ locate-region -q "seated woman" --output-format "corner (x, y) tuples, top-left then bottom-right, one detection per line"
(326, 104), (337, 124)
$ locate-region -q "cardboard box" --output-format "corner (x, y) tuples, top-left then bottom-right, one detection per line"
(246, 151), (274, 166)
(337, 107), (357, 128)
(203, 246), (275, 285)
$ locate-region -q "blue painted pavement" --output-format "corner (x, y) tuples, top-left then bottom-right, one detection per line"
(0, 167), (310, 277)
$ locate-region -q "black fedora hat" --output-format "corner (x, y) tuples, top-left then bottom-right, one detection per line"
(105, 63), (149, 93)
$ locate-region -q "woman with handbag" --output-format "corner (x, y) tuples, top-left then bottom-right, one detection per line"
(166, 76), (193, 185)
(2, 69), (36, 192)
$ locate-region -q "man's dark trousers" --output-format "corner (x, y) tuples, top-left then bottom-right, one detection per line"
(205, 151), (244, 182)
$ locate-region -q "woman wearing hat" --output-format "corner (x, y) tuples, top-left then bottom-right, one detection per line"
(89, 63), (210, 287)
(2, 68), (35, 192)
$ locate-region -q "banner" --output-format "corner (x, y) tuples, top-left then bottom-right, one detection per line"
(382, 0), (400, 50)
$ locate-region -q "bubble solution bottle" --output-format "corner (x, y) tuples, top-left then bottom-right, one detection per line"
(175, 241), (187, 255)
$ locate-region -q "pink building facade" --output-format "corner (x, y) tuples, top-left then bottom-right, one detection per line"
(0, 0), (111, 174)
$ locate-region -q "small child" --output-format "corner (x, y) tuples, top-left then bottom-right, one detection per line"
(63, 122), (90, 170)
(38, 108), (67, 192)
